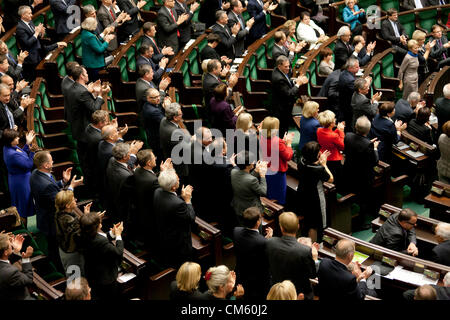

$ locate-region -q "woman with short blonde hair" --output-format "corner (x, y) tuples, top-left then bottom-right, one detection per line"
(234, 112), (259, 162)
(298, 101), (320, 154)
(266, 280), (298, 300)
(170, 262), (204, 300)
(204, 265), (244, 300)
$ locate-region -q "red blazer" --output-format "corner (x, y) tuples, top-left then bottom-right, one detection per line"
(260, 136), (293, 172)
(317, 127), (345, 161)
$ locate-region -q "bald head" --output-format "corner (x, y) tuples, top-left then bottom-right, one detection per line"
(0, 75), (14, 91)
(414, 285), (437, 300)
(335, 239), (355, 261)
(101, 124), (118, 141)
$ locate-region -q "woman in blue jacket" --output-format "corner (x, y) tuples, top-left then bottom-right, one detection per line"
(81, 17), (115, 81)
(342, 0), (366, 35)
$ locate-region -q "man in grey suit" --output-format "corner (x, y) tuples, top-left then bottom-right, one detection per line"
(156, 0), (190, 55)
(227, 0), (255, 57)
(97, 0), (131, 52)
(0, 233), (34, 300)
(0, 40), (27, 83)
(159, 102), (191, 185)
(135, 64), (169, 112)
(429, 24), (450, 69)
(266, 211), (317, 299)
(351, 77), (381, 130)
(230, 151), (267, 223)
(393, 91), (423, 123)
(61, 61), (79, 122)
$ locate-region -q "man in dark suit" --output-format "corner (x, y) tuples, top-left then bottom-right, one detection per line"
(431, 222), (450, 266)
(435, 84), (450, 134)
(271, 55), (308, 136)
(49, 0), (77, 40)
(198, 0), (228, 28)
(159, 102), (191, 185)
(16, 5), (67, 82)
(84, 110), (110, 197)
(227, 0), (255, 57)
(272, 31), (295, 64)
(141, 22), (174, 64)
(0, 75), (32, 127)
(338, 57), (359, 126)
(318, 239), (373, 301)
(80, 212), (124, 300)
(97, 0), (131, 52)
(319, 69), (341, 114)
(0, 83), (28, 139)
(233, 207), (272, 299)
(402, 0), (431, 10)
(211, 10), (240, 60)
(153, 168), (196, 267)
(266, 211), (317, 299)
(393, 92), (422, 123)
(135, 64), (169, 112)
(68, 65), (108, 177)
(334, 26), (355, 70)
(157, 0), (190, 55)
(142, 87), (169, 160)
(381, 9), (408, 59)
(403, 273), (450, 300)
(174, 0), (199, 50)
(30, 151), (83, 270)
(116, 0), (146, 42)
(0, 234), (34, 300)
(247, 0), (277, 45)
(136, 45), (168, 84)
(429, 0), (449, 4)
(352, 35), (376, 67)
(351, 78), (380, 129)
(61, 61), (79, 122)
(0, 40), (27, 83)
(344, 116), (379, 229)
(370, 208), (419, 255)
(3, 0), (43, 31)
(429, 25), (450, 69)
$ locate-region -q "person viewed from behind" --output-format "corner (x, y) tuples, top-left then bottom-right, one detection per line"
(438, 121), (450, 184)
(266, 280), (303, 300)
(65, 277), (91, 300)
(298, 101), (320, 157)
(431, 222), (450, 266)
(170, 261), (205, 300)
(406, 106), (435, 145)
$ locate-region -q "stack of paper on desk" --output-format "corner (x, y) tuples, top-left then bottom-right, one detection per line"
(384, 266), (438, 286)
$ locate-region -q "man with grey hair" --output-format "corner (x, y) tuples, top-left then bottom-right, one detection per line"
(344, 116), (379, 229)
(271, 55), (309, 136)
(334, 26), (354, 70)
(156, 0), (190, 54)
(431, 222), (450, 266)
(153, 168), (195, 267)
(318, 239), (373, 301)
(159, 102), (191, 185)
(106, 142), (134, 223)
(393, 91), (424, 123)
(435, 83), (450, 134)
(211, 10), (240, 60)
(351, 77), (381, 130)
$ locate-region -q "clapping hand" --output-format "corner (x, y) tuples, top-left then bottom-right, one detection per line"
(283, 132), (294, 146)
(62, 167), (73, 183)
(25, 130), (36, 145)
(69, 175), (84, 189)
(111, 221), (124, 236)
(83, 202), (92, 214)
(118, 124), (128, 137)
(231, 23), (240, 35)
(255, 160), (268, 177)
(318, 150), (331, 166)
(11, 234), (25, 254)
(264, 227), (273, 239)
(160, 158), (173, 171)
(394, 119), (407, 131)
(246, 17), (255, 29)
(162, 46), (174, 56)
(16, 80), (29, 92)
(190, 2), (200, 12)
(337, 121), (345, 132)
(181, 185), (194, 203)
(370, 137), (380, 150)
(17, 51), (28, 64)
(21, 246), (33, 259)
(159, 77), (171, 91)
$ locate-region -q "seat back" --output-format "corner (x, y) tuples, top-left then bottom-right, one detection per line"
(418, 10), (438, 33)
(381, 51), (395, 78)
(256, 45), (267, 69)
(398, 12), (416, 38)
(181, 61), (191, 87)
(119, 57), (129, 82)
(381, 0), (399, 11)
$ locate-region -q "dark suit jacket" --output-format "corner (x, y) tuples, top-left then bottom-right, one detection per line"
(211, 23), (236, 60)
(83, 233), (124, 286)
(84, 124), (103, 191)
(6, 52), (23, 82)
(227, 11), (248, 57)
(198, 0), (221, 28)
(318, 258), (368, 301)
(136, 55), (164, 83)
(319, 69), (341, 113)
(247, 0), (267, 41)
(117, 0), (141, 39)
(97, 4), (120, 51)
(370, 212), (417, 252)
(0, 102), (24, 139)
(351, 92), (378, 129)
(16, 20), (58, 65)
(406, 119), (434, 145)
(68, 82), (104, 142)
(202, 72), (221, 109)
(338, 69), (356, 123)
(141, 35), (165, 63)
(435, 97), (450, 133)
(156, 6), (180, 54)
(271, 67), (299, 122)
(344, 132), (378, 192)
(369, 114), (399, 163)
(136, 78), (156, 111)
(334, 39), (354, 70)
(61, 76), (75, 122)
(233, 227), (270, 299)
(153, 188), (196, 267)
(402, 0), (431, 9)
(200, 45), (221, 62)
(174, 0), (193, 44)
(431, 240), (450, 266)
(272, 44), (293, 64)
(430, 35), (449, 61)
(142, 101), (165, 150)
(393, 99), (415, 123)
(403, 284), (450, 300)
(29, 169), (64, 236)
(381, 19), (407, 46)
(0, 260), (33, 300)
(49, 0), (77, 35)
(357, 47), (371, 67)
(266, 235), (316, 297)
(106, 158), (133, 222)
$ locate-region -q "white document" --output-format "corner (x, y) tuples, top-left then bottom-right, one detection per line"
(396, 141), (409, 150)
(384, 266), (438, 286)
(183, 39), (195, 52)
(233, 58), (244, 64)
(406, 150), (425, 158)
(117, 273), (136, 283)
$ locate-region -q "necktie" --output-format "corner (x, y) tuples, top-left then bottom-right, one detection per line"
(109, 6), (116, 20)
(169, 9), (180, 37)
(283, 72), (292, 87)
(7, 53), (17, 66)
(151, 37), (161, 53)
(130, 0), (142, 21)
(3, 104), (15, 128)
(441, 0), (446, 4)
(28, 22), (35, 33)
(439, 39), (447, 59)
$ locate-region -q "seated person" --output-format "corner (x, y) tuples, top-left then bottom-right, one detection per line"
(406, 106), (435, 145)
(380, 9), (408, 59)
(342, 0), (366, 35)
(318, 47), (335, 76)
(169, 262), (205, 300)
(431, 222), (450, 267)
(370, 208), (419, 256)
(296, 11), (327, 51)
(429, 24), (450, 69)
(318, 239), (373, 301)
(393, 91), (424, 123)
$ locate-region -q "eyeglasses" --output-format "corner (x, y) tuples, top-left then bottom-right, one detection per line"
(405, 221), (417, 226)
(149, 95), (160, 99)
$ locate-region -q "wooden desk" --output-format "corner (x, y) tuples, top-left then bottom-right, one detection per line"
(424, 181), (450, 222)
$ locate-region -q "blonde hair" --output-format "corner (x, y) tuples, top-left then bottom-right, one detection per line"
(201, 59), (210, 73)
(261, 116), (280, 138)
(236, 112), (253, 132)
(55, 190), (74, 213)
(176, 262), (201, 292)
(205, 265), (230, 293)
(302, 101), (319, 118)
(81, 17), (98, 32)
(283, 20), (296, 30)
(412, 30), (426, 42)
(279, 211), (299, 234)
(266, 280), (297, 300)
(407, 39), (419, 50)
(344, 0), (357, 5)
(318, 110), (335, 128)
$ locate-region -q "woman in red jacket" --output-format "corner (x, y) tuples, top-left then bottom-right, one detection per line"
(316, 110), (345, 191)
(260, 117), (294, 205)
